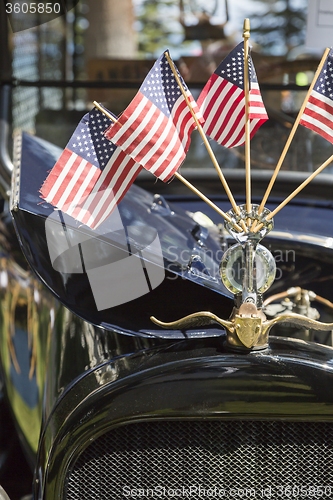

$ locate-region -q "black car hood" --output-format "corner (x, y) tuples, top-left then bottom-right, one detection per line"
(10, 132), (234, 337)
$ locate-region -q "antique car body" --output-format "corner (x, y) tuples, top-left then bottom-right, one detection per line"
(2, 3), (333, 499)
(0, 127), (333, 499)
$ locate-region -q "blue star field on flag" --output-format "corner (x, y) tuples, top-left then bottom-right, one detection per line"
(197, 42), (268, 148)
(67, 107), (118, 170)
(213, 43), (259, 89)
(139, 52), (189, 116)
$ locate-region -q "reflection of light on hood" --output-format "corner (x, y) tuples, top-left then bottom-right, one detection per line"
(271, 231), (333, 249)
(325, 238), (333, 248)
(34, 287), (40, 304)
(270, 230), (294, 239)
(50, 308), (55, 329)
(0, 270), (8, 288)
(224, 367), (239, 375)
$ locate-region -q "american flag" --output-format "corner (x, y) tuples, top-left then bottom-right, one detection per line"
(104, 50), (204, 182)
(197, 42), (268, 148)
(40, 107), (142, 229)
(300, 49), (333, 143)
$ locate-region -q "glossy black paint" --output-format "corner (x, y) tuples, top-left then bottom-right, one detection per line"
(37, 336), (333, 500)
(1, 133), (333, 499)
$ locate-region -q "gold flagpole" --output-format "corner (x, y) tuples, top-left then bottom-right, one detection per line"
(93, 101), (120, 123)
(243, 18), (251, 226)
(174, 172), (242, 228)
(254, 153), (333, 232)
(94, 101), (242, 230)
(164, 51), (248, 233)
(251, 47), (330, 231)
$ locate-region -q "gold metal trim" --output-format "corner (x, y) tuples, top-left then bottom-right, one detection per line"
(151, 306), (333, 350)
(150, 311), (233, 331)
(10, 131), (22, 213)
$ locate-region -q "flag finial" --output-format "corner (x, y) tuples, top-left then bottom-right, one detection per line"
(243, 18), (251, 224)
(243, 18), (250, 39)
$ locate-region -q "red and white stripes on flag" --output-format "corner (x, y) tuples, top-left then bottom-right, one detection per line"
(104, 51), (204, 182)
(197, 42), (268, 148)
(300, 91), (333, 143)
(300, 49), (333, 144)
(41, 148), (142, 230)
(198, 77), (266, 148)
(104, 92), (200, 182)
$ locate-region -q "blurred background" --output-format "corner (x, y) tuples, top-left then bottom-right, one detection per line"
(1, 0), (333, 175)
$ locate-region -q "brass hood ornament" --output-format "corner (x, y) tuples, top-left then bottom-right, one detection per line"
(151, 204), (276, 350)
(151, 305), (333, 350)
(151, 205), (333, 350)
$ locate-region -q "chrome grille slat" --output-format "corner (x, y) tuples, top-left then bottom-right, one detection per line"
(65, 420), (333, 500)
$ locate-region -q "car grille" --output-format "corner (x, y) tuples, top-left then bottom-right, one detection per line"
(65, 420), (333, 500)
